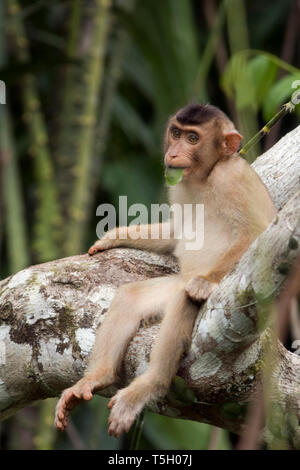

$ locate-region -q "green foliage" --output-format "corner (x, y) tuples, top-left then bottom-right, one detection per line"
(222, 53), (257, 110)
(144, 413), (231, 450)
(246, 55), (278, 107)
(169, 376), (196, 405)
(101, 156), (161, 209)
(220, 402), (247, 421)
(263, 74), (300, 120)
(222, 50), (300, 121)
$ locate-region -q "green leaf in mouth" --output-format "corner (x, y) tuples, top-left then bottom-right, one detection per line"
(165, 167), (184, 186)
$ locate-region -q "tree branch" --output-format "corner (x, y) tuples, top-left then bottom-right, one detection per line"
(0, 126), (300, 443)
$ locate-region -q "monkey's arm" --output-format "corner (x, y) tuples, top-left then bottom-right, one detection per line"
(185, 234), (250, 302)
(89, 221), (177, 255)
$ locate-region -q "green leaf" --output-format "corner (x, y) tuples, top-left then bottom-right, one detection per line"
(263, 74), (300, 121)
(144, 412), (232, 450)
(247, 55), (278, 106)
(165, 167), (183, 186)
(220, 402), (247, 420)
(221, 54), (239, 99)
(144, 413), (212, 450)
(221, 53), (257, 110)
(170, 376), (196, 405)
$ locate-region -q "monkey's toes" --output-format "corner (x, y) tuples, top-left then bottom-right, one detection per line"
(107, 392), (139, 438)
(108, 408), (134, 438)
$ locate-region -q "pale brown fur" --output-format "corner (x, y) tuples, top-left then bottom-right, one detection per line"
(55, 105), (276, 437)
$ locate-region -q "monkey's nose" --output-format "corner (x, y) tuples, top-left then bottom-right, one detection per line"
(165, 154), (178, 167)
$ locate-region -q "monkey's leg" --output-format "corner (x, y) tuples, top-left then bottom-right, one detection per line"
(55, 276), (178, 431)
(107, 286), (198, 437)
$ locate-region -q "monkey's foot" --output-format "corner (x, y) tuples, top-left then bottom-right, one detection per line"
(55, 373), (115, 431)
(185, 276), (218, 303)
(107, 388), (145, 438)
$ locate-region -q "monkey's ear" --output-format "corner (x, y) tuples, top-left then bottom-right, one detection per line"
(222, 130), (242, 156)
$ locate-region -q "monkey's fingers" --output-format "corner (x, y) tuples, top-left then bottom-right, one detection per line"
(88, 239), (113, 256)
(55, 390), (79, 430)
(200, 280), (218, 298)
(88, 245), (102, 256)
(55, 382), (95, 431)
(55, 404), (68, 431)
(185, 277), (218, 302)
(81, 383), (94, 401)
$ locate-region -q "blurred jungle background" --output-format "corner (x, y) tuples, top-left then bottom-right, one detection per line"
(0, 0), (300, 450)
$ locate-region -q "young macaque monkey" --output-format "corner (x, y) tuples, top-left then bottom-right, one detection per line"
(55, 104), (276, 437)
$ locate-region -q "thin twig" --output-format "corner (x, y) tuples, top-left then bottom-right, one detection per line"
(239, 101), (297, 157)
(129, 411), (145, 450)
(65, 420), (87, 450)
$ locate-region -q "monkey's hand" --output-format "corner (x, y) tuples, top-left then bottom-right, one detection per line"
(88, 228), (119, 255)
(185, 276), (218, 303)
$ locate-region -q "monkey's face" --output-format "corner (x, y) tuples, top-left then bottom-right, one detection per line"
(164, 117), (242, 181)
(164, 119), (219, 178)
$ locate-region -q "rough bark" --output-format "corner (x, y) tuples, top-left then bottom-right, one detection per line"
(0, 126), (300, 446)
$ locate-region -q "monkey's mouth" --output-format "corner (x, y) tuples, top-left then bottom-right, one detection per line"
(166, 165), (189, 170)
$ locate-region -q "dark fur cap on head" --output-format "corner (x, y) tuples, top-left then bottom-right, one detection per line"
(176, 103), (227, 126)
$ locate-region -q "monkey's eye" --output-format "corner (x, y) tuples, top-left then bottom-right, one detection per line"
(187, 132), (199, 144)
(171, 127), (182, 139)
